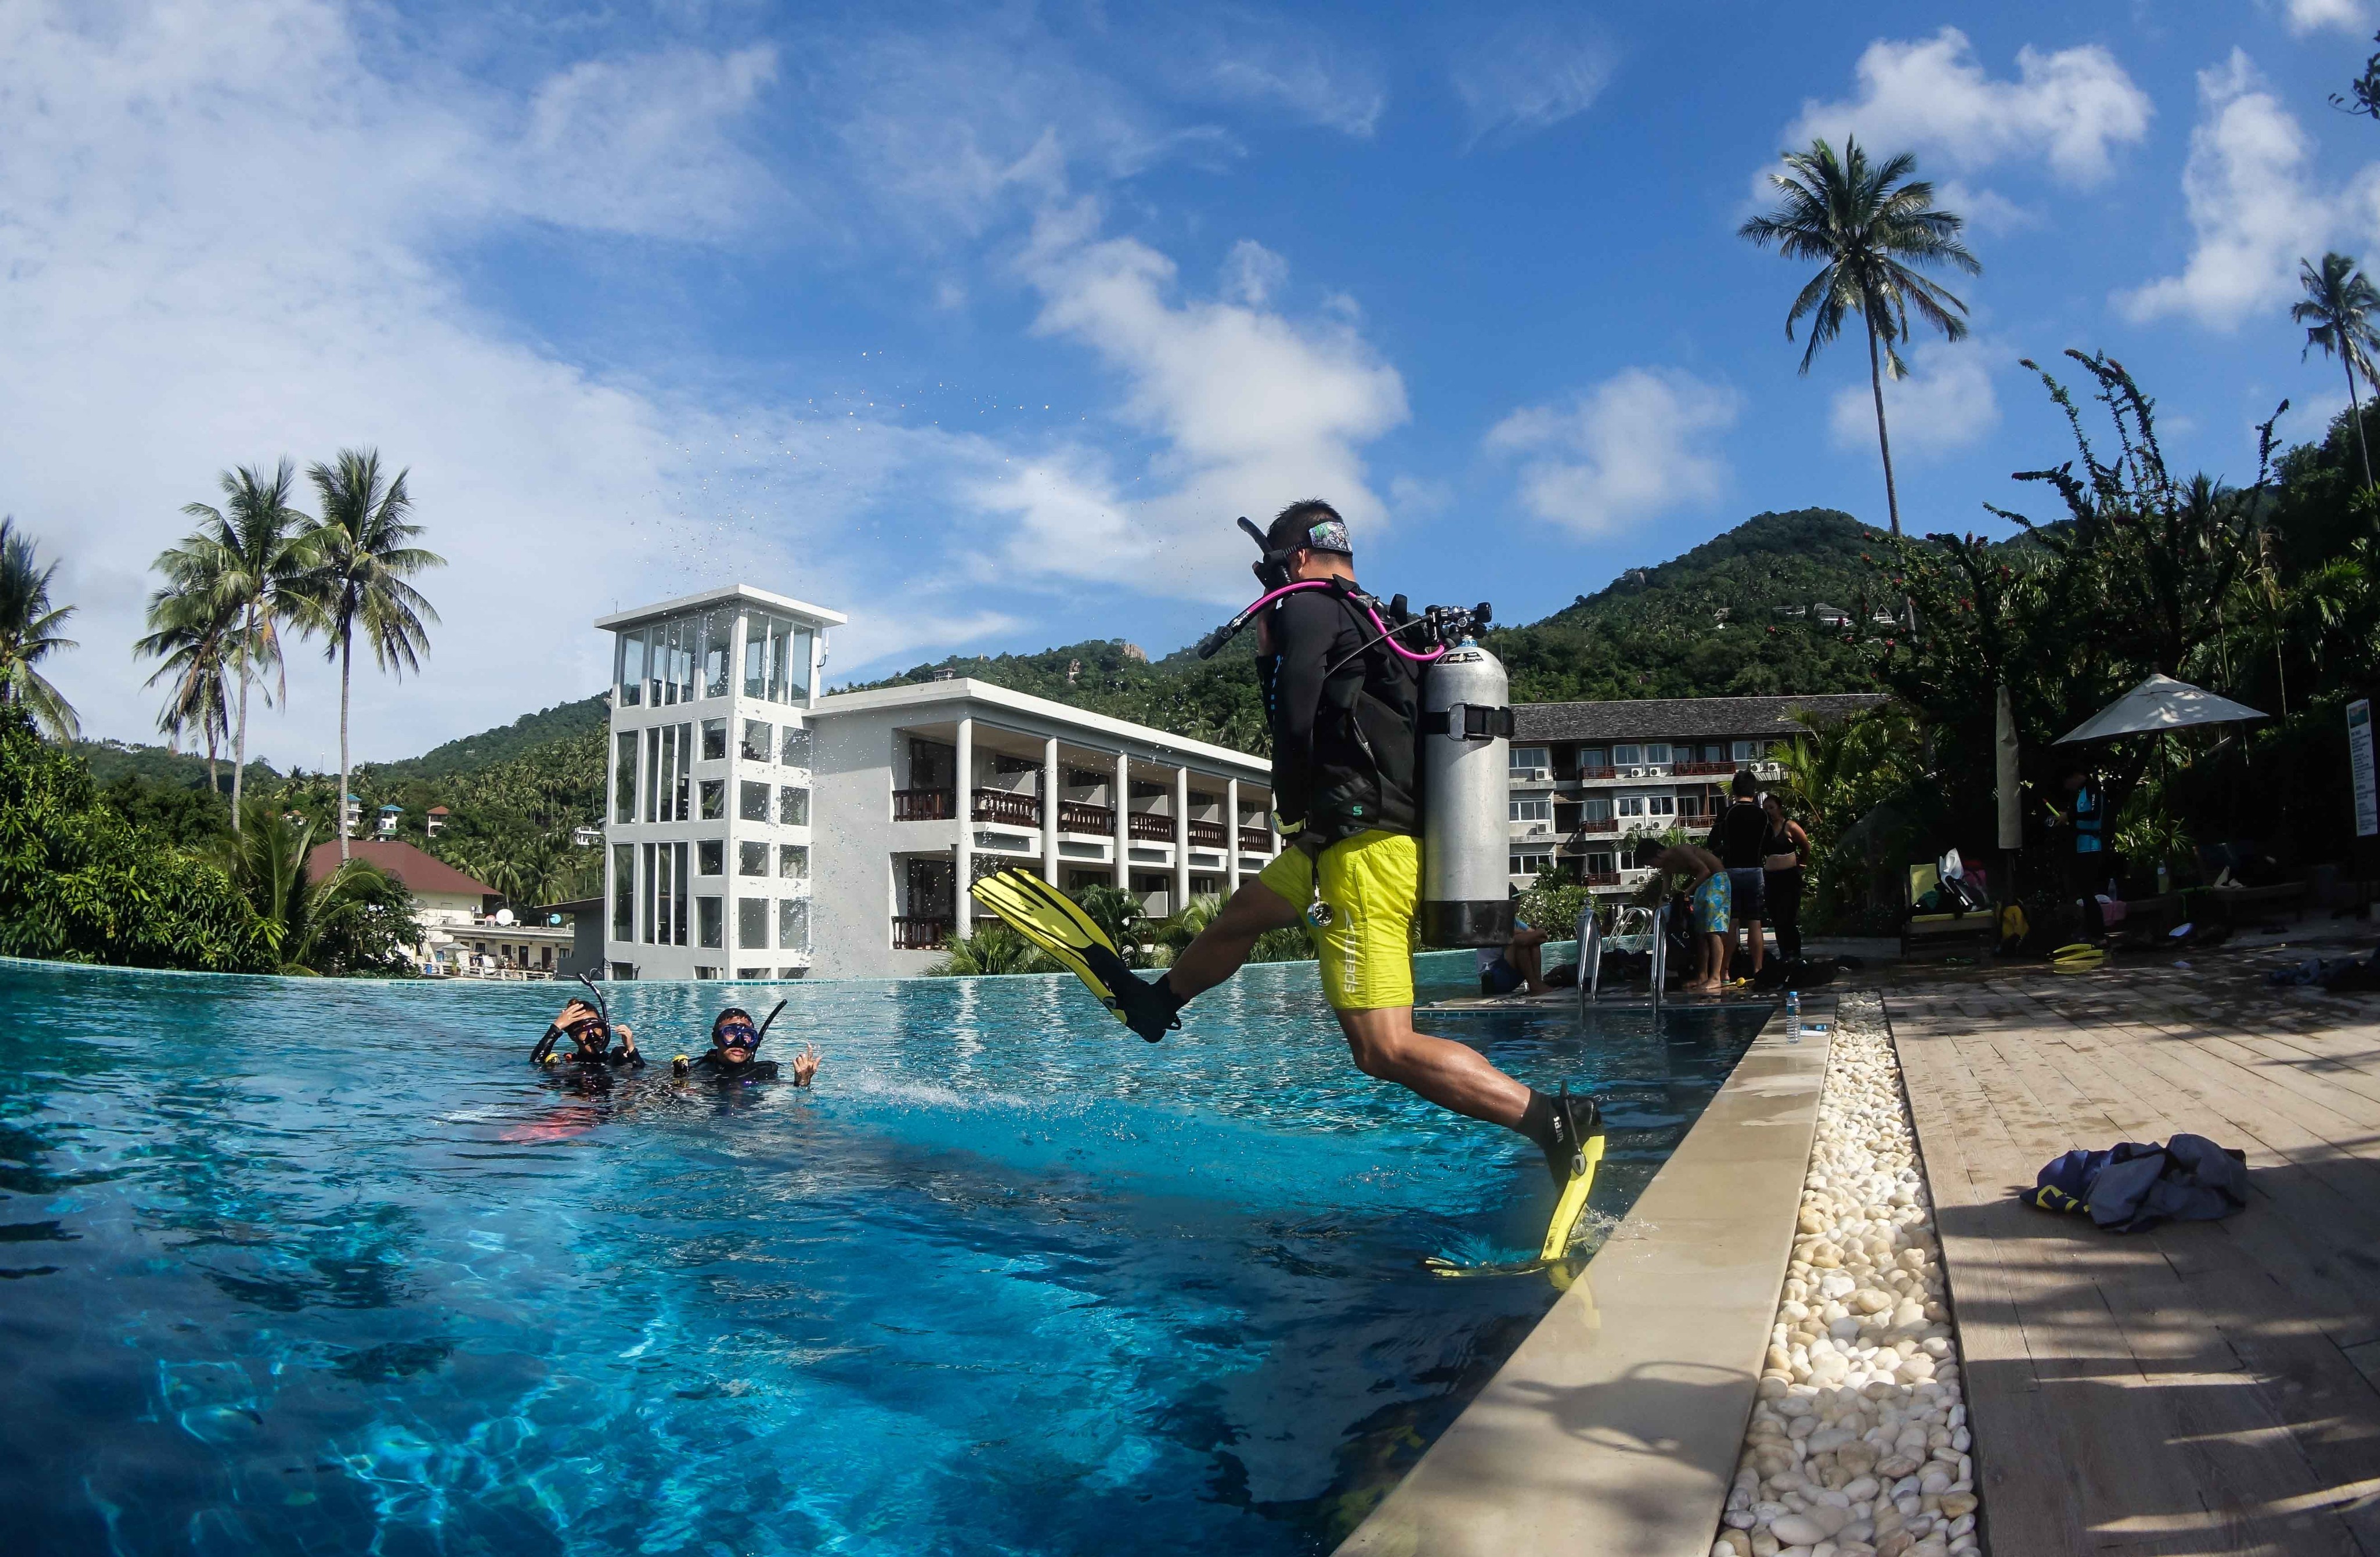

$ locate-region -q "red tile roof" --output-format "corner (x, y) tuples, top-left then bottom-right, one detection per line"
(306, 839), (493, 897)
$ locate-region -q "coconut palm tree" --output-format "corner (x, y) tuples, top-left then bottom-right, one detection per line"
(212, 799), (411, 974)
(136, 580), (236, 796)
(303, 449), (443, 861)
(0, 517), (79, 739)
(2292, 251), (2380, 489)
(170, 461), (322, 829)
(1739, 137), (1980, 536)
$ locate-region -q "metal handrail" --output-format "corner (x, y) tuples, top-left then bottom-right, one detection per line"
(1649, 900), (1668, 1014)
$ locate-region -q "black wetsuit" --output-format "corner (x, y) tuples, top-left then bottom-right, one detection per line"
(1764, 819), (1805, 962)
(680, 1051), (779, 1083)
(1258, 580), (1421, 844)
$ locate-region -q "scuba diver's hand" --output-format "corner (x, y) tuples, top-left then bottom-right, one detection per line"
(788, 1042), (820, 1088)
(614, 1024), (636, 1050)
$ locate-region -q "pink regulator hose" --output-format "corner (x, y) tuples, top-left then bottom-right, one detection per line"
(1243, 580), (1449, 663)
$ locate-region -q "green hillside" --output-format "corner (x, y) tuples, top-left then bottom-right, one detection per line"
(370, 693), (609, 781)
(850, 507), (1898, 745)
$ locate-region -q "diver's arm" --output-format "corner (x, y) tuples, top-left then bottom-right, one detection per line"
(1267, 593), (1338, 827)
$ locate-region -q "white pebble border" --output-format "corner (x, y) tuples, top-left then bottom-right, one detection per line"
(1712, 994), (1983, 1557)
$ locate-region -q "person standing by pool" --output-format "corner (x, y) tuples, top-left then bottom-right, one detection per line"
(1761, 793), (1811, 964)
(985, 500), (1599, 1190)
(1650, 844), (1730, 993)
(1704, 771), (1768, 979)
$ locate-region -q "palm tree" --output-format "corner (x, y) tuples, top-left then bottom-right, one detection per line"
(0, 518), (80, 739)
(212, 799), (410, 974)
(1739, 137), (1981, 536)
(303, 450), (443, 861)
(171, 461), (321, 829)
(2292, 251), (2380, 489)
(136, 581), (236, 796)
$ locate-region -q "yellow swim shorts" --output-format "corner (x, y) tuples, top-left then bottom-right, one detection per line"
(1256, 828), (1418, 1011)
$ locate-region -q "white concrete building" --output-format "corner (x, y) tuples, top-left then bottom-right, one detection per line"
(598, 585), (1279, 981)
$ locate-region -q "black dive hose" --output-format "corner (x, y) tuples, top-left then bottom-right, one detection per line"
(752, 1000), (788, 1048)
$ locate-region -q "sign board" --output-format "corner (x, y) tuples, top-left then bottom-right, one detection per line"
(2352, 699), (2378, 838)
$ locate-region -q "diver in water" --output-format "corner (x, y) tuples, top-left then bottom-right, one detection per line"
(673, 1005), (820, 1086)
(974, 500), (1597, 1193)
(534, 997), (643, 1069)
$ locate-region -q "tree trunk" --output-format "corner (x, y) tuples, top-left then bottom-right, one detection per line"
(231, 602), (252, 831)
(207, 731), (219, 799)
(1866, 313), (1902, 537)
(338, 628), (353, 863)
(2347, 355), (2373, 491)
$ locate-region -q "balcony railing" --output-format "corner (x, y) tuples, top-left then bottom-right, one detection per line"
(971, 788), (1039, 827)
(1239, 826), (1273, 854)
(1185, 819), (1229, 849)
(1570, 817), (1618, 835)
(1580, 872), (1622, 887)
(1673, 760), (1739, 776)
(1128, 812), (1177, 843)
(892, 916), (950, 950)
(1058, 801), (1115, 834)
(893, 788), (955, 821)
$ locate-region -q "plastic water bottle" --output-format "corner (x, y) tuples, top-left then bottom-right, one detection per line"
(1786, 990), (1802, 1043)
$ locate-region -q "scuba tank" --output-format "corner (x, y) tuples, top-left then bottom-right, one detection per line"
(1418, 635), (1515, 948)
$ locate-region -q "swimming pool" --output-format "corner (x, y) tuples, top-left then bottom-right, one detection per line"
(0, 955), (1768, 1556)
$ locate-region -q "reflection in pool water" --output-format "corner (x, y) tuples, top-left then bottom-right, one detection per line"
(0, 955), (1766, 1556)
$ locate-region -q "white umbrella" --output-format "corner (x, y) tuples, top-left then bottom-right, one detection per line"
(2054, 673), (2269, 745)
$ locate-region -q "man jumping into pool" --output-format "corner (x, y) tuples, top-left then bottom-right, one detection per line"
(974, 501), (1598, 1194)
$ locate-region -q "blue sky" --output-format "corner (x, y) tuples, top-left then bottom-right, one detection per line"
(14, 1), (2380, 762)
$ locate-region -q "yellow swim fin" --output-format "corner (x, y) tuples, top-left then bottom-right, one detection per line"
(1540, 1128), (1606, 1263)
(967, 871), (1184, 1040)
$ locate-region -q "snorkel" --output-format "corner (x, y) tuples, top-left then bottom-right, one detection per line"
(1192, 515), (1493, 665)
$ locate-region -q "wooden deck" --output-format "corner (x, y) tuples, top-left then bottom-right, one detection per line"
(1886, 968), (2380, 1556)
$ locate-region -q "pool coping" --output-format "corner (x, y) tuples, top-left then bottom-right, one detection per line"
(1335, 999), (1832, 1557)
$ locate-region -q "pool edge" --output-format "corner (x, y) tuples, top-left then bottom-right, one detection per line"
(1334, 1000), (1831, 1557)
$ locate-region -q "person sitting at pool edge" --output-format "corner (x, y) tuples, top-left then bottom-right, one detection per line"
(675, 1007), (820, 1085)
(540, 998), (642, 1068)
(1478, 921), (1550, 997)
(1649, 844), (1730, 994)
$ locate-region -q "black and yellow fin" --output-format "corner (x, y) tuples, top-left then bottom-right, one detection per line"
(968, 870), (1137, 1025)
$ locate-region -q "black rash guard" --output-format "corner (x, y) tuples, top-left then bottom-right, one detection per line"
(1257, 581), (1421, 843)
(1707, 800), (1769, 870)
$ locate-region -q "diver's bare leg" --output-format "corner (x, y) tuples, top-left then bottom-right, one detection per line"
(1336, 1005), (1530, 1130)
(1162, 879), (1303, 999)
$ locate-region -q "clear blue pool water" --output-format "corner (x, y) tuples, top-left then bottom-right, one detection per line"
(0, 954), (1768, 1556)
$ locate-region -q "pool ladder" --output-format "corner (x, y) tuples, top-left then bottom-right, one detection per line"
(1575, 899), (1668, 1014)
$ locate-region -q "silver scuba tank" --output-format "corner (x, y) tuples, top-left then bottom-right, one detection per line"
(1418, 638), (1516, 948)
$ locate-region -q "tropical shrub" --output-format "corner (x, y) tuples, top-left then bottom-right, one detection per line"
(212, 800), (417, 975)
(0, 710), (271, 971)
(927, 922), (1056, 977)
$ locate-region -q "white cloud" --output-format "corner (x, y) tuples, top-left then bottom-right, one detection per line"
(2283, 0), (2367, 37)
(1221, 239), (1290, 306)
(1829, 342), (2001, 457)
(1450, 15), (1615, 146)
(991, 203), (1409, 596)
(2118, 52), (2334, 328)
(1784, 28), (2150, 185)
(1486, 368), (1740, 537)
(1181, 10), (1386, 138)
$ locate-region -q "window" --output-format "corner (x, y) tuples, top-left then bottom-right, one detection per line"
(1510, 745), (1550, 776)
(738, 897), (769, 950)
(1644, 743), (1671, 765)
(1678, 794), (1704, 819)
(741, 610), (816, 705)
(1580, 747), (1608, 770)
(778, 968), (805, 979)
(612, 845), (633, 940)
(698, 840), (723, 875)
(1618, 796), (1646, 817)
(779, 897), (809, 950)
(779, 844), (809, 879)
(740, 781), (770, 822)
(1583, 797), (1612, 821)
(779, 786), (810, 826)
(614, 732), (637, 823)
(1510, 850), (1553, 877)
(743, 720), (773, 763)
(1703, 744), (1725, 763)
(992, 753), (1037, 776)
(1509, 797), (1553, 823)
(672, 843), (688, 945)
(700, 780), (725, 820)
(697, 897), (723, 948)
(616, 630), (645, 707)
(694, 966), (721, 980)
(701, 607), (733, 699)
(736, 968), (770, 981)
(702, 718), (727, 762)
(739, 841), (768, 876)
(1649, 794), (1675, 817)
(1612, 744), (1642, 766)
(1732, 740), (1757, 763)
(1586, 851), (1615, 875)
(782, 725), (812, 768)
(644, 724), (691, 822)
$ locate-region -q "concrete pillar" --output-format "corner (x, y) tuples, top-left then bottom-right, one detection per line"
(1041, 735), (1061, 886)
(1173, 764), (1192, 915)
(1226, 775), (1243, 896)
(954, 715), (974, 938)
(1113, 749), (1131, 899)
